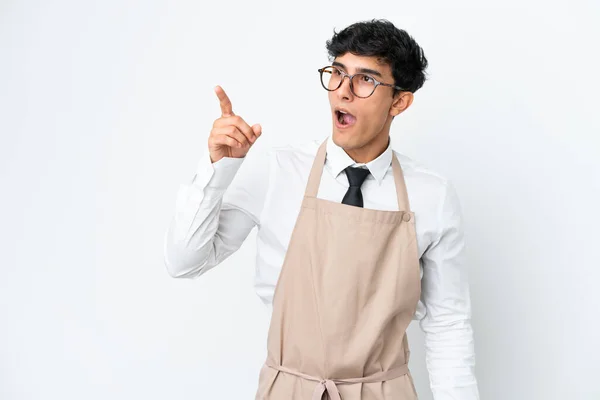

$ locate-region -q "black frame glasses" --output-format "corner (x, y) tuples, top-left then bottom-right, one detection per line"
(317, 65), (408, 98)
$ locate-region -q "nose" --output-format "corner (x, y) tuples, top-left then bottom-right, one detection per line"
(336, 74), (354, 100)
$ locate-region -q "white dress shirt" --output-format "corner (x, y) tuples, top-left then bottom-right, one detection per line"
(163, 135), (480, 399)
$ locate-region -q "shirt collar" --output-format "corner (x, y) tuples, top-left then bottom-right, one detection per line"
(325, 135), (393, 185)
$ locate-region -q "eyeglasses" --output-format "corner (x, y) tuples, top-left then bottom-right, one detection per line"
(317, 65), (407, 98)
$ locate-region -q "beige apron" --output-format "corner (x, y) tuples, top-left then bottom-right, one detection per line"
(255, 139), (421, 400)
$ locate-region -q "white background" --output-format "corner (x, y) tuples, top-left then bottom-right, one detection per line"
(1, 1), (599, 399)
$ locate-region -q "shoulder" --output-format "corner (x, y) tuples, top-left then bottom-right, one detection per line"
(391, 149), (463, 230)
(229, 136), (319, 175)
(392, 149), (451, 193)
(265, 137), (323, 166)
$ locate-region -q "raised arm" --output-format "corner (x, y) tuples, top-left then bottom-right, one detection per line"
(163, 86), (265, 279)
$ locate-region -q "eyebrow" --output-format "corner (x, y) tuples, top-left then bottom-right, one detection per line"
(331, 61), (383, 78)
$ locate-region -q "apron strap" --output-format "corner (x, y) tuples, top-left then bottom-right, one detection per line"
(391, 152), (411, 211)
(304, 139), (328, 199)
(305, 138), (412, 211)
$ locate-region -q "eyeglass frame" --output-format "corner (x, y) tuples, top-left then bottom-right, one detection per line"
(317, 65), (409, 98)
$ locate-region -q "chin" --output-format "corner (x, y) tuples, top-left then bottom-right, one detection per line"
(331, 130), (346, 147)
(332, 129), (361, 150)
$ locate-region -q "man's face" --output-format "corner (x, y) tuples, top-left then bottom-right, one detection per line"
(327, 53), (400, 150)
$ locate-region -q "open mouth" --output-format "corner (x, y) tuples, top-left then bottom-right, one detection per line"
(335, 110), (357, 127)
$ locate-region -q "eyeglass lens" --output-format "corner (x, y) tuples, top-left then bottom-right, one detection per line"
(320, 66), (376, 98)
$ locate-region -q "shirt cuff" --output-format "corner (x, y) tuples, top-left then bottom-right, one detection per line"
(431, 381), (480, 400)
(193, 151), (245, 192)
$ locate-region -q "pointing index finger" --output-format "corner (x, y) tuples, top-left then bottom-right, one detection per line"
(214, 85), (234, 117)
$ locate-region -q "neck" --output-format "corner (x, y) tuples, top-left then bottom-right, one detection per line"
(344, 133), (390, 164)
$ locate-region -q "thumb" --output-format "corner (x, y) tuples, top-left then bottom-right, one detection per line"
(252, 123), (262, 136)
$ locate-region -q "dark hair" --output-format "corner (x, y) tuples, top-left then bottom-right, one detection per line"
(325, 19), (428, 95)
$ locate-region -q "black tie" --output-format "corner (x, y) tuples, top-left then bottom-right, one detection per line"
(341, 166), (370, 207)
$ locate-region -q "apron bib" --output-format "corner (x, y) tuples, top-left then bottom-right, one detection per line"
(255, 139), (421, 399)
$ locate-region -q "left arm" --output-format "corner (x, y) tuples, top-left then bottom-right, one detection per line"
(419, 180), (480, 399)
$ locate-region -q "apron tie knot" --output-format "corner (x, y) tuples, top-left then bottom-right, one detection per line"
(313, 379), (342, 400)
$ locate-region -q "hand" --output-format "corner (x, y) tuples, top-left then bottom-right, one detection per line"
(208, 85), (262, 163)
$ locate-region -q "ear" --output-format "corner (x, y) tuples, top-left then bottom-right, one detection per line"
(389, 92), (414, 117)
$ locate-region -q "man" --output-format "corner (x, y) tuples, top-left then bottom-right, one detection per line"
(164, 19), (479, 399)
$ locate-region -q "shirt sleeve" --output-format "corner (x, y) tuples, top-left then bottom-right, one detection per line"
(163, 144), (269, 279)
(418, 180), (480, 399)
